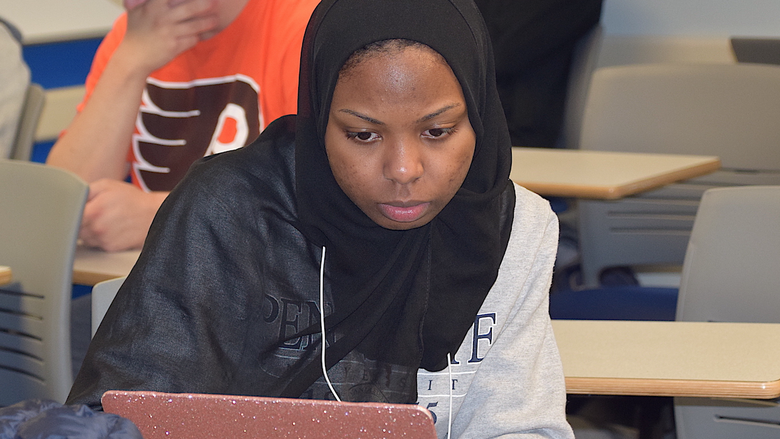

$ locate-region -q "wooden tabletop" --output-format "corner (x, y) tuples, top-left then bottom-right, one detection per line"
(72, 246), (140, 286)
(553, 320), (780, 399)
(511, 147), (721, 199)
(0, 266), (11, 286)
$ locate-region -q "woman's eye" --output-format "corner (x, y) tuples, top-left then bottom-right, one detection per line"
(423, 127), (454, 139)
(346, 131), (379, 142)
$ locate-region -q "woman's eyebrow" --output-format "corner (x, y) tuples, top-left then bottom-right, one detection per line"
(338, 109), (384, 125)
(415, 103), (462, 123)
(337, 103), (463, 126)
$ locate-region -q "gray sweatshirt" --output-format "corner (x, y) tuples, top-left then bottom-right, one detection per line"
(417, 184), (573, 439)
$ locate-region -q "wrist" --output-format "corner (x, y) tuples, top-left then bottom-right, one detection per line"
(109, 42), (160, 82)
(149, 191), (170, 211)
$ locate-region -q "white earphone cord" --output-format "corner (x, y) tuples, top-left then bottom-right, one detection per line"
(319, 246), (341, 401)
(447, 353), (453, 439)
(321, 246), (452, 434)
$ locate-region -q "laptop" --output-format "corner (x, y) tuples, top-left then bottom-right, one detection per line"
(730, 37), (780, 65)
(102, 390), (438, 439)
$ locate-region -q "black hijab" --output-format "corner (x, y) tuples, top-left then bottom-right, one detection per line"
(290, 0), (516, 398)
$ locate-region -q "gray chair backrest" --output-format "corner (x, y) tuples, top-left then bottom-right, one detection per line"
(577, 63), (780, 287)
(11, 83), (46, 161)
(676, 186), (780, 322)
(91, 276), (126, 337)
(674, 186), (780, 439)
(0, 160), (88, 405)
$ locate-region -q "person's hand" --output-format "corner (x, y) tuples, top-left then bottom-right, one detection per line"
(124, 0), (191, 11)
(79, 179), (169, 252)
(118, 0), (219, 76)
(123, 0), (147, 10)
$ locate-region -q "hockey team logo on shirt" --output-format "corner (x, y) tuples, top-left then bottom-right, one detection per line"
(131, 75), (262, 192)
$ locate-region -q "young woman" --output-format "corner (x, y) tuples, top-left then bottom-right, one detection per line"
(68, 0), (573, 437)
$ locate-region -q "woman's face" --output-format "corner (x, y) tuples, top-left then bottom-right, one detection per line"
(325, 45), (476, 230)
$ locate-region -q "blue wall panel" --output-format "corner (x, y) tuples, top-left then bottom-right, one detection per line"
(22, 37), (102, 162)
(22, 37), (102, 89)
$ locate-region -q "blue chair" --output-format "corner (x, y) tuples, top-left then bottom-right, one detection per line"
(550, 285), (678, 321)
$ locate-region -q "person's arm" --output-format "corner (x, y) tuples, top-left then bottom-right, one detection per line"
(78, 179), (168, 251)
(457, 190), (571, 438)
(46, 0), (219, 182)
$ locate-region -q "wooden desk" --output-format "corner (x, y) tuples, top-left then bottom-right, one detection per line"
(0, 266), (11, 285)
(511, 147), (721, 199)
(552, 320), (780, 399)
(72, 246), (140, 286)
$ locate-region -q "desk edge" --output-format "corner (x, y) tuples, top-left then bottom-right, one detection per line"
(513, 156), (721, 200)
(565, 376), (780, 399)
(613, 158), (722, 199)
(0, 267), (11, 286)
(72, 270), (124, 287)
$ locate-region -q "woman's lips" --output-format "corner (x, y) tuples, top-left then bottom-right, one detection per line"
(379, 202), (430, 222)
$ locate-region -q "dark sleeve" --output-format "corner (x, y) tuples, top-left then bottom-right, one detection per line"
(475, 0), (603, 148)
(66, 157), (270, 408)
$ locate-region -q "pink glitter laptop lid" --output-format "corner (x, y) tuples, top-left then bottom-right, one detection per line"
(101, 390), (438, 439)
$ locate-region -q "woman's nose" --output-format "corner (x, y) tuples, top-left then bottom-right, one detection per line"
(383, 138), (424, 185)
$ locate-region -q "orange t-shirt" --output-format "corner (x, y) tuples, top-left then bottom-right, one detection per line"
(79, 0), (319, 191)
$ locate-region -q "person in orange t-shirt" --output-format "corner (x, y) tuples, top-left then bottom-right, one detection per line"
(46, 0), (319, 252)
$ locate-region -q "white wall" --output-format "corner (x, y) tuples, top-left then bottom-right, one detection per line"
(601, 0), (780, 37)
(596, 0), (780, 67)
